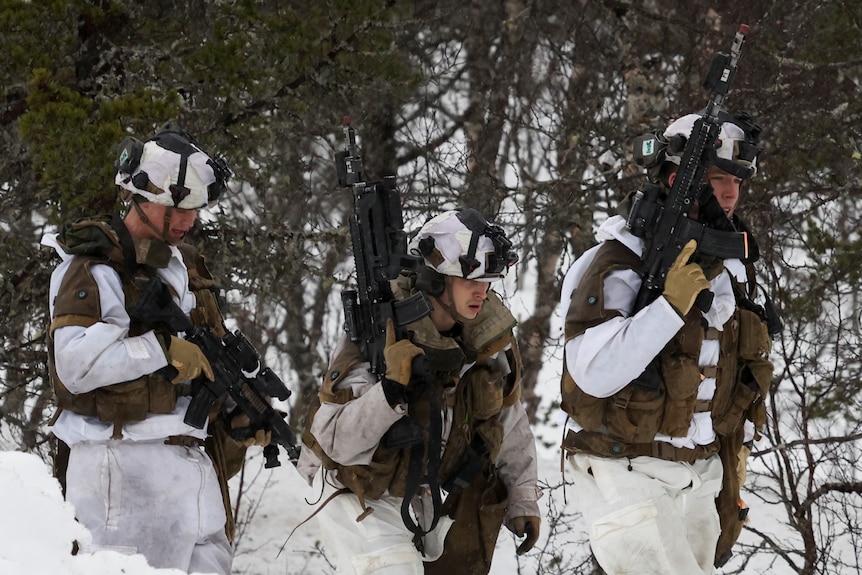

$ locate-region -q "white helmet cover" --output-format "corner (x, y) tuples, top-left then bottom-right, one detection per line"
(663, 112), (761, 179)
(115, 131), (231, 209)
(409, 209), (518, 281)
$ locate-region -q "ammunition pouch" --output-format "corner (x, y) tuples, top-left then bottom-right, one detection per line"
(94, 377), (165, 437)
(440, 435), (489, 496)
(658, 308), (705, 437)
(425, 471), (508, 575)
(604, 385), (666, 444)
(52, 355), (190, 438)
(466, 362), (505, 421)
(561, 370), (606, 431)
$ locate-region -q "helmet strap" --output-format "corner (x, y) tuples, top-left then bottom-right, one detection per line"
(130, 196), (174, 244)
(161, 206), (175, 244)
(454, 209), (487, 277)
(435, 279), (472, 326)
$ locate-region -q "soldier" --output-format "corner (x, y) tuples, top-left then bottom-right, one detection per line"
(42, 128), (267, 574)
(559, 111), (775, 574)
(298, 209), (541, 574)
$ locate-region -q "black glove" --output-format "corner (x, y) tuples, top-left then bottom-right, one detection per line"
(508, 515), (541, 555)
(381, 377), (409, 407)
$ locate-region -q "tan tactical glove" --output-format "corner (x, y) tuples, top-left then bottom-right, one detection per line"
(383, 318), (424, 387)
(167, 336), (214, 383)
(230, 413), (273, 447)
(508, 515), (541, 555)
(243, 429), (272, 448)
(663, 239), (711, 315)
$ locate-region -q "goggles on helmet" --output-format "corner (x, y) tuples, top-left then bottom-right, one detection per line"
(409, 208), (518, 281)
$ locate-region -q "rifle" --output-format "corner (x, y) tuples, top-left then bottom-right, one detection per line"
(335, 117), (441, 544)
(336, 117), (433, 376)
(129, 277), (301, 468)
(627, 24), (752, 313)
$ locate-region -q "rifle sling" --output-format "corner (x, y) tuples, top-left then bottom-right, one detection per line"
(112, 211), (140, 279)
(400, 383), (443, 549)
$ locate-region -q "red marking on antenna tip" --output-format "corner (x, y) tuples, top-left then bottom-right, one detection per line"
(739, 24), (749, 34)
(343, 116), (352, 125)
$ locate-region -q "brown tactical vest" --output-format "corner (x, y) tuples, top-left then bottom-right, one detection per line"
(560, 240), (771, 462)
(301, 273), (522, 515)
(47, 219), (226, 439)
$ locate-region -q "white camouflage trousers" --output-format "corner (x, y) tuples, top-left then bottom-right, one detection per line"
(568, 452), (723, 575)
(313, 469), (454, 574)
(65, 439), (232, 574)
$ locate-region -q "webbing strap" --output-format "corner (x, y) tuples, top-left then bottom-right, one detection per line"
(112, 211), (138, 278)
(277, 486), (353, 558)
(562, 428), (718, 464)
(399, 385), (443, 552)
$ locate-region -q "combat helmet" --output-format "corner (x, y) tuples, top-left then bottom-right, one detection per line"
(634, 110), (762, 184)
(662, 111), (762, 180)
(114, 129), (232, 210)
(408, 208), (518, 297)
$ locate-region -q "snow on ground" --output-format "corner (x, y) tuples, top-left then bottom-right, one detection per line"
(0, 450), (189, 575)
(229, 442), (581, 575)
(0, 444), (580, 575)
(0, 435), (790, 575)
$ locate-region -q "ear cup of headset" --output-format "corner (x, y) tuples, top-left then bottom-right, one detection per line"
(131, 171), (150, 191)
(414, 236), (446, 296)
(415, 267), (446, 297)
(115, 137), (145, 175)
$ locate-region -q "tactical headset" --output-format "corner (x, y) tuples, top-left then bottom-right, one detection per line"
(632, 110), (762, 183)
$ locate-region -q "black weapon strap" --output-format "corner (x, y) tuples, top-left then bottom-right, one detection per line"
(400, 382), (443, 554)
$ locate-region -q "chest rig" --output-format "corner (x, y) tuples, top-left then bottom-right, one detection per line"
(560, 240), (770, 462)
(302, 273), (522, 527)
(47, 215), (226, 439)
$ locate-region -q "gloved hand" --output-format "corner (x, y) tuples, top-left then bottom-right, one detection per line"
(508, 515), (541, 555)
(383, 318), (424, 387)
(230, 413), (273, 447)
(663, 239), (711, 315)
(167, 336), (214, 383)
(243, 429), (272, 448)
